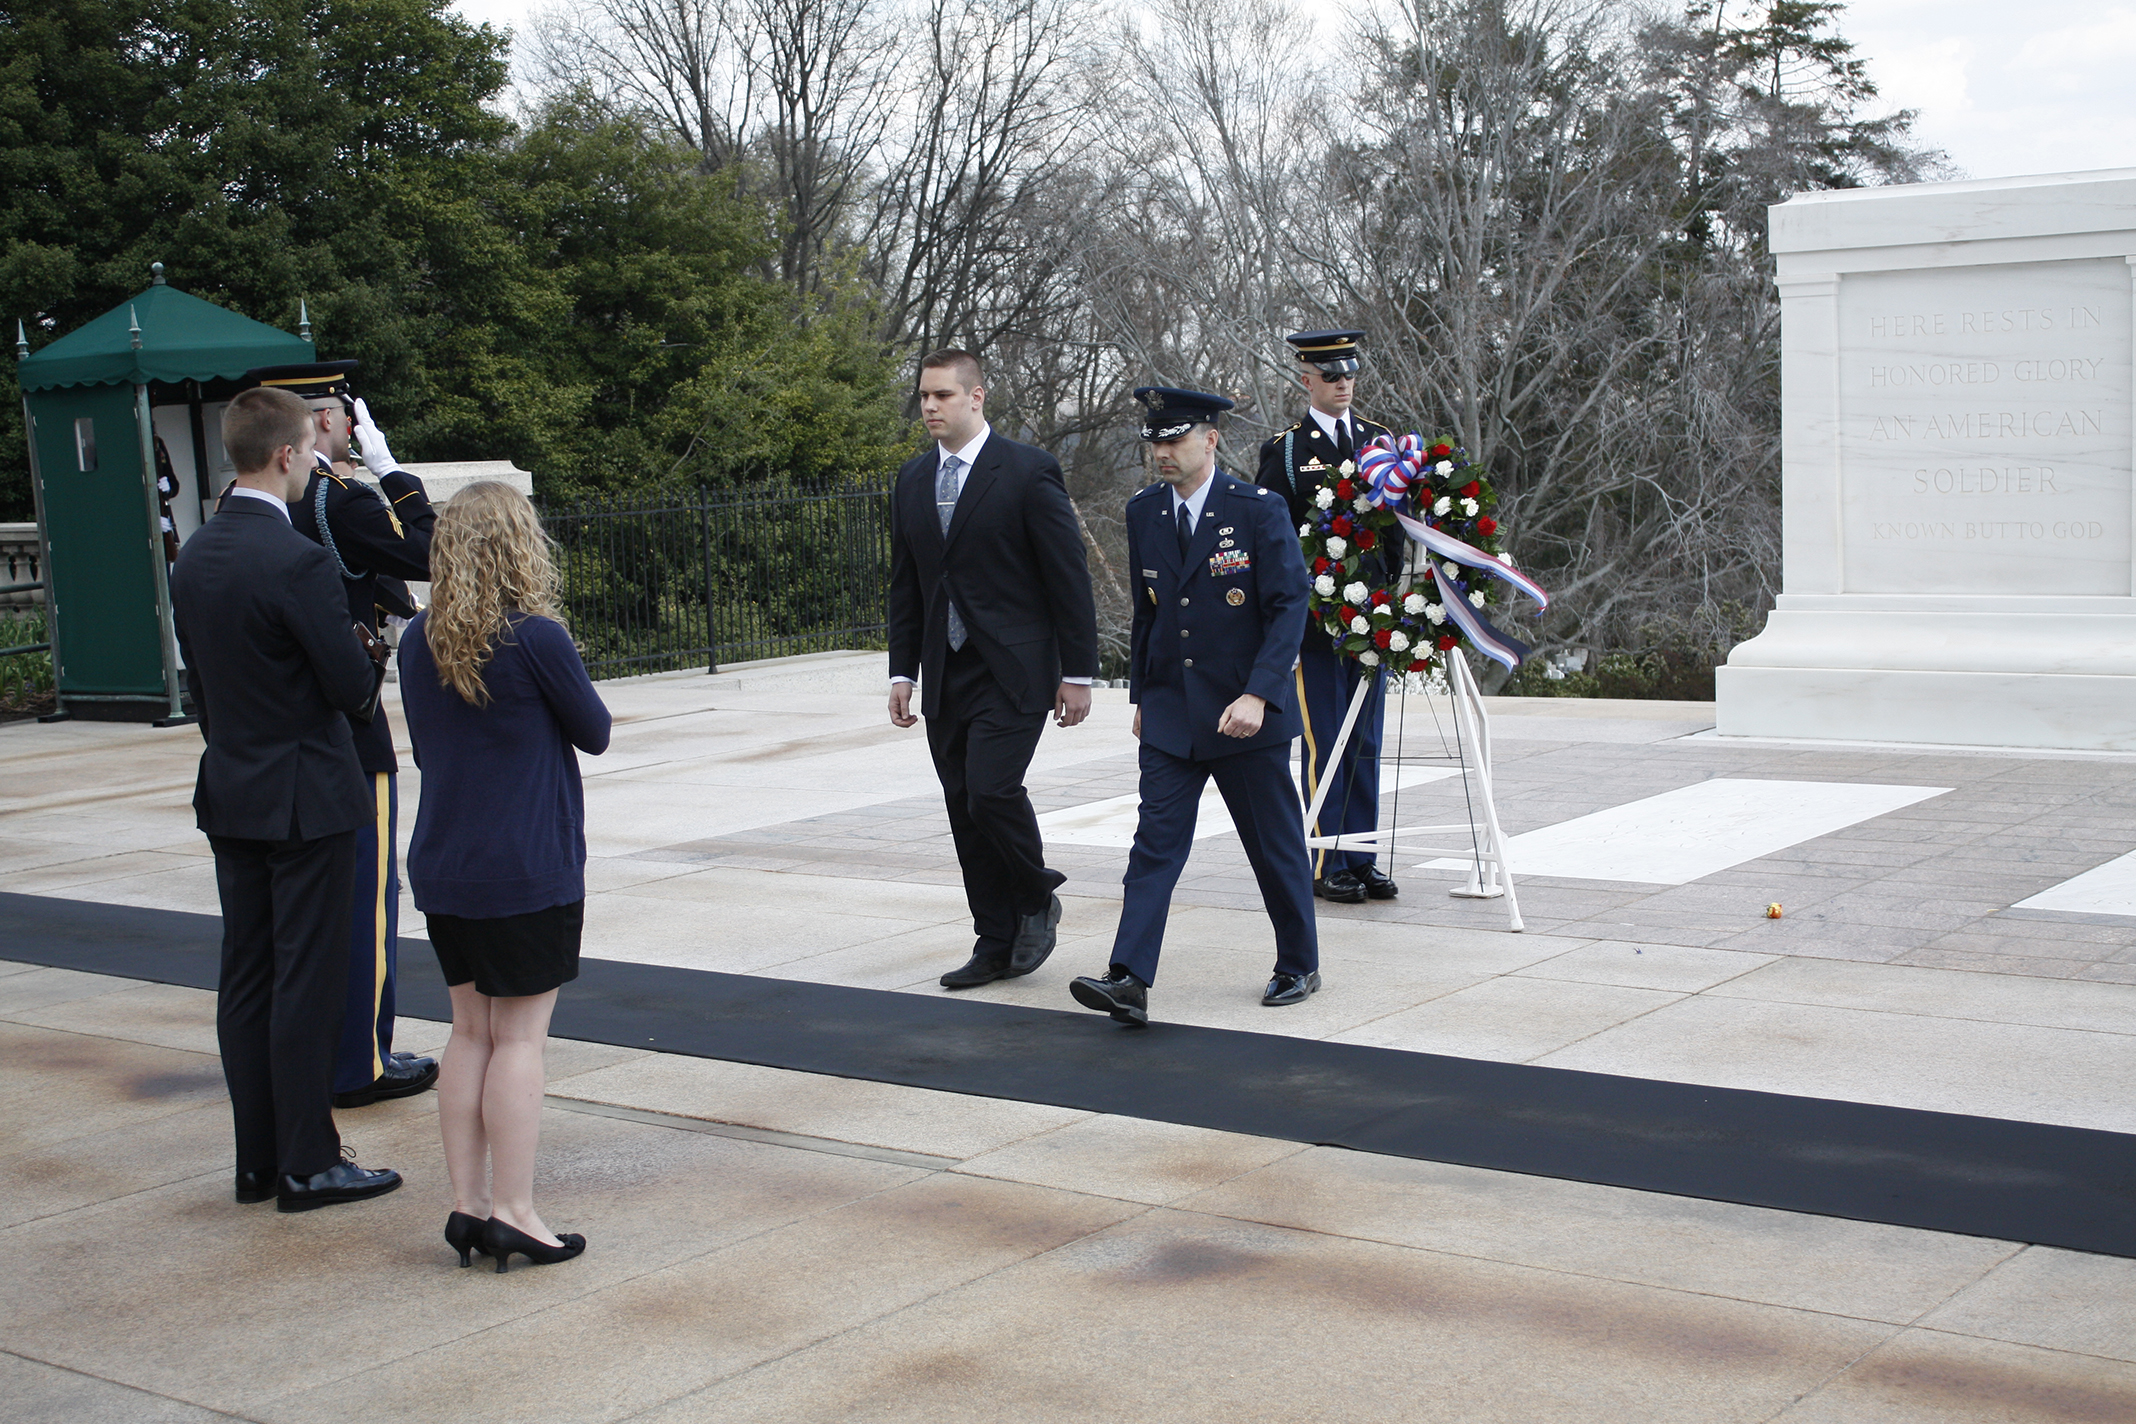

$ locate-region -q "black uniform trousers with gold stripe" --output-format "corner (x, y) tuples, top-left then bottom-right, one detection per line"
(1295, 630), (1385, 878)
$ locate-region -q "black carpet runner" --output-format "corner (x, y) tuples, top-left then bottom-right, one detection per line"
(7, 889), (2133, 1257)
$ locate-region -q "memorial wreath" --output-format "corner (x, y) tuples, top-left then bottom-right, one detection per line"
(1299, 433), (1549, 673)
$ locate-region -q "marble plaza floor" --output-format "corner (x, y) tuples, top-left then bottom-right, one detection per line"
(5, 652), (2136, 1420)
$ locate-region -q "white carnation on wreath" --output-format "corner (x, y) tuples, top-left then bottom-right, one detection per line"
(1314, 487), (1335, 509)
(1435, 460), (1454, 475)
(1433, 496), (1451, 516)
(1388, 631), (1410, 652)
(1349, 614), (1370, 634)
(1298, 522), (1312, 536)
(1313, 573), (1336, 597)
(1469, 589), (1486, 607)
(1403, 592), (1427, 615)
(1461, 498), (1479, 517)
(1442, 561), (1460, 580)
(1426, 603), (1446, 625)
(1325, 536), (1347, 558)
(1359, 649), (1380, 666)
(1338, 459), (1356, 475)
(1343, 581), (1368, 604)
(1353, 495), (1371, 512)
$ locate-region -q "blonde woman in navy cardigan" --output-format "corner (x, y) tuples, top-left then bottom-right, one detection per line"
(399, 482), (612, 1273)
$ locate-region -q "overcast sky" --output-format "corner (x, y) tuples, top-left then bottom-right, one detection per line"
(447, 0), (2136, 183)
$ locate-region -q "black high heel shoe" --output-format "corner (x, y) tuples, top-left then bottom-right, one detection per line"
(444, 1211), (488, 1268)
(482, 1216), (586, 1274)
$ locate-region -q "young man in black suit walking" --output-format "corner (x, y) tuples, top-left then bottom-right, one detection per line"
(888, 349), (1101, 989)
(170, 385), (402, 1213)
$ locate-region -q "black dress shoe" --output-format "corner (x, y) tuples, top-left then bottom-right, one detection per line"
(277, 1151), (402, 1213)
(1262, 970), (1322, 1006)
(332, 1054), (439, 1108)
(1314, 869), (1367, 903)
(1007, 893), (1063, 978)
(1069, 967), (1149, 1026)
(234, 1169), (275, 1205)
(1357, 864), (1399, 900)
(940, 951), (1012, 989)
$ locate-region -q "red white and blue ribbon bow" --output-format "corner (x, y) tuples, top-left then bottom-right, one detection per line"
(1358, 433), (1551, 671)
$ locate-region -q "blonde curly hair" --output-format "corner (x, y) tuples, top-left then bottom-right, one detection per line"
(424, 481), (566, 706)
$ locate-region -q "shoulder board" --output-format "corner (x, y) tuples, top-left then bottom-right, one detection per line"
(1128, 483), (1164, 503)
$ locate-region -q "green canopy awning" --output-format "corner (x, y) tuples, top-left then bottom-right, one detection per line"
(18, 283), (313, 393)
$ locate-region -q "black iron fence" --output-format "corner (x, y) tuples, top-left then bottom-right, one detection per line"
(541, 478), (895, 680)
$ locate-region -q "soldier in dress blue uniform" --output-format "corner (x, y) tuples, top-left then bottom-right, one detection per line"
(1254, 329), (1399, 905)
(240, 363), (440, 1109)
(1068, 388), (1320, 1026)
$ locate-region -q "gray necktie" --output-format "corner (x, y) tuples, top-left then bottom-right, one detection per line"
(936, 455), (967, 650)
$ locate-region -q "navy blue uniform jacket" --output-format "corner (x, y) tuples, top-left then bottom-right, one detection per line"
(1126, 473), (1309, 762)
(292, 463), (436, 775)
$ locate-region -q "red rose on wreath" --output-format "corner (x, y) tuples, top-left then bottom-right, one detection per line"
(1312, 556), (1331, 574)
(1335, 479), (1355, 500)
(1330, 515), (1353, 537)
(1355, 529), (1377, 550)
(1436, 634), (1458, 651)
(1429, 443), (1452, 458)
(1409, 656), (1431, 672)
(1476, 516), (1497, 536)
(1374, 628), (1393, 649)
(1461, 480), (1481, 498)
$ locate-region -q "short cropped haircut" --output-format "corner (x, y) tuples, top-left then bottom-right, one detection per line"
(919, 348), (983, 390)
(222, 387), (312, 474)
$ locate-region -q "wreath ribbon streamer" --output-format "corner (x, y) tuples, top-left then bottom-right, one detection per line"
(1358, 433), (1552, 672)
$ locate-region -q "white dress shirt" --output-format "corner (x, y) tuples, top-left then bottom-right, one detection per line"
(1169, 473), (1216, 529)
(225, 485), (293, 522)
(1307, 404), (1356, 452)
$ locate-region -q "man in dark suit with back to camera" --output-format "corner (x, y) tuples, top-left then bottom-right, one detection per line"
(1069, 387), (1320, 1027)
(1256, 329), (1398, 905)
(170, 385), (402, 1213)
(888, 349), (1101, 989)
(242, 362), (439, 1112)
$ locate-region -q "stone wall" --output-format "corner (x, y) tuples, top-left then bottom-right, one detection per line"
(0, 523), (43, 607)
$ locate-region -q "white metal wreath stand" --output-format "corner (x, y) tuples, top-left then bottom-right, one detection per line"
(1299, 650), (1524, 931)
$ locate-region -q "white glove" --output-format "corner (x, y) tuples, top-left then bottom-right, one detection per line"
(351, 398), (400, 475)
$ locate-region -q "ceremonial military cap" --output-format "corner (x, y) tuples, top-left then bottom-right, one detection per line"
(1133, 386), (1235, 442)
(1285, 329), (1365, 376)
(242, 360), (359, 402)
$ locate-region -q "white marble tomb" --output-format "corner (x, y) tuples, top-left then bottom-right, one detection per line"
(1717, 169), (2136, 750)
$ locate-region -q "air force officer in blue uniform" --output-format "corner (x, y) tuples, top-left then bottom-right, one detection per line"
(1069, 388), (1320, 1027)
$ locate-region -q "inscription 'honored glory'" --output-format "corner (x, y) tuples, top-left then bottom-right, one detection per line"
(1836, 258), (2133, 595)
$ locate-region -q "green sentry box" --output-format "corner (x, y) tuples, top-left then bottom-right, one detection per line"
(16, 273), (313, 722)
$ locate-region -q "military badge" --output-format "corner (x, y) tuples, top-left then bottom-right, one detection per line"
(1226, 588), (1246, 606)
(1209, 549), (1251, 576)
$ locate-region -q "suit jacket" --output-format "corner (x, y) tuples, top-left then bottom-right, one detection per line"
(171, 499), (379, 842)
(1126, 473), (1308, 761)
(290, 461), (437, 775)
(888, 432), (1099, 718)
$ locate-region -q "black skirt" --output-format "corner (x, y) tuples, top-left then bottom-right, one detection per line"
(428, 900), (584, 999)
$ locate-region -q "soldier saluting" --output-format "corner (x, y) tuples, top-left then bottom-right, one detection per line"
(1254, 330), (1398, 906)
(239, 362), (440, 1111)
